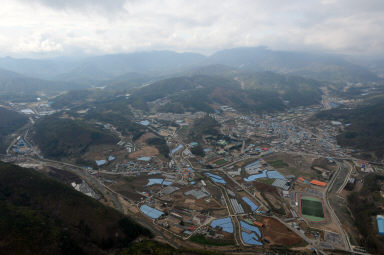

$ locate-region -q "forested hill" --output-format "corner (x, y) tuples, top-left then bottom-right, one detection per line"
(316, 95), (384, 160)
(0, 162), (152, 255)
(127, 73), (322, 113)
(32, 116), (118, 159)
(0, 107), (28, 153)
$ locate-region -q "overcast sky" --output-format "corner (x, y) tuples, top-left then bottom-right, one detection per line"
(1, 0), (384, 57)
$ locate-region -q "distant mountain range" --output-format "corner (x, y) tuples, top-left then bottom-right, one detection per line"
(0, 68), (88, 99)
(0, 47), (382, 94)
(206, 47), (381, 83)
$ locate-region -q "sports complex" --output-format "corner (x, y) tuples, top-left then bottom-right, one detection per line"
(299, 196), (325, 222)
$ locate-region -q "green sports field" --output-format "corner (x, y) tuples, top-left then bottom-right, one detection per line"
(300, 196), (324, 221)
(213, 159), (227, 166)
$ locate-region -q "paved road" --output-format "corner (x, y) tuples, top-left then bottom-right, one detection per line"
(324, 161), (352, 251)
(337, 161), (353, 194)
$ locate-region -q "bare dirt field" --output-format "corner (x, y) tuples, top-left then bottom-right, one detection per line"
(128, 146), (159, 159)
(264, 193), (283, 210)
(83, 144), (118, 160)
(262, 217), (303, 246)
(136, 132), (157, 145)
(212, 209), (229, 217)
(252, 182), (279, 195)
(263, 152), (329, 180)
(101, 173), (157, 201)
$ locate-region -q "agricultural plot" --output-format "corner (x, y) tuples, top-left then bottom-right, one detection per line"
(300, 196), (325, 221)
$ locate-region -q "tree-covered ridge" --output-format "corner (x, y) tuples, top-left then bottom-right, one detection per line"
(347, 173), (384, 254)
(190, 115), (220, 140)
(239, 71), (323, 107)
(33, 116), (118, 158)
(0, 162), (151, 255)
(316, 95), (384, 159)
(0, 107), (28, 153)
(127, 74), (319, 114)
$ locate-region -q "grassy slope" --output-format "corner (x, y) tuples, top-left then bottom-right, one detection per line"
(0, 162), (151, 255)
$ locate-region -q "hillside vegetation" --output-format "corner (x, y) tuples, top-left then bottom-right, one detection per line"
(316, 95), (384, 159)
(127, 74), (312, 113)
(0, 68), (88, 98)
(190, 115), (220, 139)
(0, 107), (28, 153)
(239, 71), (323, 107)
(347, 173), (384, 254)
(119, 240), (221, 255)
(33, 116), (118, 158)
(0, 162), (151, 255)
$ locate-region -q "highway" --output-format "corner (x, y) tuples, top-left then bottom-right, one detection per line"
(324, 161), (352, 251)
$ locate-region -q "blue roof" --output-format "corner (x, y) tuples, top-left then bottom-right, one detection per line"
(377, 215), (384, 235)
(267, 170), (286, 180)
(244, 170), (267, 182)
(95, 160), (106, 166)
(138, 156), (151, 161)
(171, 144), (184, 154)
(162, 181), (173, 186)
(242, 197), (258, 212)
(146, 178), (173, 186)
(210, 217), (233, 233)
(146, 179), (163, 186)
(139, 120), (150, 126)
(245, 160), (261, 169)
(204, 148), (211, 152)
(140, 205), (164, 219)
(241, 232), (262, 246)
(206, 172), (226, 184)
(108, 156), (115, 161)
(240, 221), (261, 237)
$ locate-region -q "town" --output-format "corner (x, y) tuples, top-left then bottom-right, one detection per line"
(1, 88), (381, 255)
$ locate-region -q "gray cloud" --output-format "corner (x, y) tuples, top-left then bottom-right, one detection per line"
(17, 0), (128, 15)
(1, 0), (384, 57)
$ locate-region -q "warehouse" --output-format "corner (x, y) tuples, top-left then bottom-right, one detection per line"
(230, 199), (244, 214)
(140, 205), (164, 219)
(377, 215), (384, 236)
